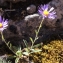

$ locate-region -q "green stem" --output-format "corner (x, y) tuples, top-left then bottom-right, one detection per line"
(31, 18), (44, 48)
(37, 18), (44, 34)
(1, 32), (16, 55)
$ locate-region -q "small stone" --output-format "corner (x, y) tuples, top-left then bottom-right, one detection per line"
(26, 5), (36, 14)
(24, 13), (40, 21)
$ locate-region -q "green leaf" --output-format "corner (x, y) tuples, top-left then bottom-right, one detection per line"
(15, 58), (19, 63)
(33, 43), (43, 48)
(16, 47), (23, 57)
(35, 30), (38, 35)
(24, 48), (30, 53)
(7, 42), (17, 54)
(12, 46), (18, 53)
(7, 41), (10, 46)
(23, 39), (28, 48)
(30, 49), (42, 53)
(16, 50), (22, 57)
(9, 43), (12, 49)
(35, 36), (38, 40)
(29, 37), (34, 43)
(23, 52), (29, 56)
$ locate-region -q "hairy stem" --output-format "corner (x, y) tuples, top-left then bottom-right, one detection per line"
(1, 32), (16, 56)
(31, 18), (44, 48)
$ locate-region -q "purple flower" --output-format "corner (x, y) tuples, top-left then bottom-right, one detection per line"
(38, 4), (56, 19)
(0, 16), (8, 32)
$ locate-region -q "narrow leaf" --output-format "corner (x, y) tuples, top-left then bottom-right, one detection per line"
(29, 37), (34, 43)
(35, 30), (38, 35)
(15, 58), (19, 63)
(23, 39), (28, 48)
(7, 41), (10, 46)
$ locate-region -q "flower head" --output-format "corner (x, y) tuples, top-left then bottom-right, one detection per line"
(38, 4), (56, 19)
(0, 16), (8, 32)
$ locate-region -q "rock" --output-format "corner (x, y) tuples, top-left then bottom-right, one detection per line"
(24, 14), (40, 21)
(0, 0), (5, 4)
(49, 0), (63, 29)
(26, 5), (36, 14)
(49, 0), (63, 19)
(24, 14), (42, 29)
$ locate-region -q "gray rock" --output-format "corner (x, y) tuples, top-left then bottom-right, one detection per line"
(49, 0), (63, 29)
(24, 14), (40, 21)
(26, 5), (36, 14)
(49, 0), (63, 19)
(0, 0), (5, 4)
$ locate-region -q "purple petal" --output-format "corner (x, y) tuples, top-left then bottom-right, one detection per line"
(43, 4), (49, 10)
(48, 15), (56, 19)
(49, 13), (56, 16)
(0, 28), (4, 31)
(38, 10), (43, 14)
(0, 16), (2, 22)
(48, 16), (55, 19)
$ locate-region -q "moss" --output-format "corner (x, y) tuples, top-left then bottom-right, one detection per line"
(30, 40), (63, 63)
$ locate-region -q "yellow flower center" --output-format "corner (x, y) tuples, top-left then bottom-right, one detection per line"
(43, 10), (49, 16)
(0, 23), (3, 28)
